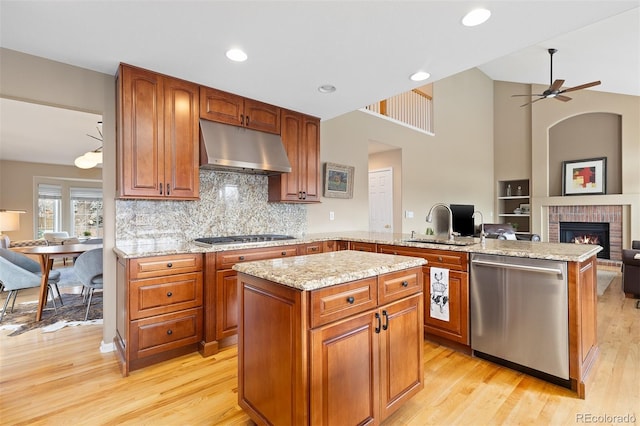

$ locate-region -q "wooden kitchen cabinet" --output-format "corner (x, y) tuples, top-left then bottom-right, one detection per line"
(351, 241), (378, 252)
(117, 64), (200, 200)
(378, 244), (470, 347)
(238, 266), (423, 425)
(200, 86), (281, 134)
(115, 253), (203, 375)
(298, 242), (324, 255)
(209, 245), (298, 346)
(268, 109), (321, 202)
(323, 240), (349, 251)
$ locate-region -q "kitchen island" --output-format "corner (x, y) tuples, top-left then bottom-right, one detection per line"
(114, 232), (600, 398)
(233, 250), (426, 425)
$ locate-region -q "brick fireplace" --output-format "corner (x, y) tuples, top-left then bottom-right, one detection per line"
(548, 205), (622, 263)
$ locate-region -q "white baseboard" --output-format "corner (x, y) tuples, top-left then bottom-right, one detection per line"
(100, 340), (115, 353)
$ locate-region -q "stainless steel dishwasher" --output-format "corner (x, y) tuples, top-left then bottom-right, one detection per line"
(470, 253), (569, 384)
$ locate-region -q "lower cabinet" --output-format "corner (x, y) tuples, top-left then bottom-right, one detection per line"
(115, 253), (203, 376)
(378, 245), (469, 346)
(238, 266), (424, 425)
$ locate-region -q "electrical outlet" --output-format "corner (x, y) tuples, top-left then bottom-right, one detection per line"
(329, 211), (335, 221)
(405, 210), (414, 219)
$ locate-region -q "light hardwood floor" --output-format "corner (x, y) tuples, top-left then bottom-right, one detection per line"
(1, 271), (638, 425)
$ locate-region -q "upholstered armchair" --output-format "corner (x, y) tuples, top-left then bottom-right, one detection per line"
(0, 248), (63, 321)
(622, 240), (640, 298)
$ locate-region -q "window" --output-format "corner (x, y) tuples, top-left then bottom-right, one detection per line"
(37, 184), (62, 238)
(71, 187), (103, 238)
(36, 180), (102, 239)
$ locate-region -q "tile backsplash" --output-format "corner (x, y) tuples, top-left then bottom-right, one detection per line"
(116, 170), (307, 244)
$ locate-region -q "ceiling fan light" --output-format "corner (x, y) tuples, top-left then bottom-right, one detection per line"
(462, 8), (491, 27)
(84, 150), (103, 163)
(410, 71), (430, 82)
(74, 154), (97, 169)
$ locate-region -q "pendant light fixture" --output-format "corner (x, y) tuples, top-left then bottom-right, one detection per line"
(75, 122), (103, 169)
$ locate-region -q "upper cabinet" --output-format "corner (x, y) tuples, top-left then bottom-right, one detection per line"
(268, 109), (321, 203)
(117, 64), (200, 200)
(200, 86), (280, 134)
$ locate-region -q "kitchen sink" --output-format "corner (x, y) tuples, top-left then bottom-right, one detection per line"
(403, 237), (478, 246)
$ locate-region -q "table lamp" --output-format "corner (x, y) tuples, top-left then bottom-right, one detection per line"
(0, 210), (25, 249)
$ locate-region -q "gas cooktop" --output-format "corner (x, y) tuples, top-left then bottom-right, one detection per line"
(194, 234), (296, 247)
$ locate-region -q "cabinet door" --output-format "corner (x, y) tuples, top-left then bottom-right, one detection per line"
(310, 310), (379, 426)
(243, 98), (281, 134)
(300, 115), (321, 201)
(199, 86), (243, 126)
(379, 294), (424, 420)
(163, 77), (200, 199)
(270, 109), (303, 201)
(118, 65), (163, 198)
(423, 266), (469, 345)
(216, 269), (239, 340)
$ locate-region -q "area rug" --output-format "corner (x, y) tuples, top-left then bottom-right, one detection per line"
(0, 292), (102, 336)
(597, 270), (618, 296)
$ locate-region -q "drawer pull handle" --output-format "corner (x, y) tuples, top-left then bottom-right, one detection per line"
(375, 312), (381, 334)
(382, 310), (389, 330)
(167, 262), (173, 268)
(438, 257), (443, 262)
(239, 256), (245, 261)
(167, 292), (173, 297)
(167, 329), (173, 335)
(346, 296), (355, 304)
(281, 252), (287, 256)
(401, 280), (409, 287)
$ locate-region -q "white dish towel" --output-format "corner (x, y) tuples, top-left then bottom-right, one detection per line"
(430, 267), (450, 322)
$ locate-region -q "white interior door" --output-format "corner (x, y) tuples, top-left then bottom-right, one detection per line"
(369, 168), (393, 233)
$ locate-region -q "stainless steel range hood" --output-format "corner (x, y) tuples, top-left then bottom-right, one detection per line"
(199, 119), (291, 175)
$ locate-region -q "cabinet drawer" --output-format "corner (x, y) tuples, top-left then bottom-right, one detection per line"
(350, 242), (377, 252)
(378, 268), (422, 305)
(130, 308), (203, 360)
(216, 246), (298, 270)
(378, 245), (468, 272)
(298, 243), (323, 255)
(129, 254), (202, 279)
(310, 277), (378, 328)
(130, 272), (203, 319)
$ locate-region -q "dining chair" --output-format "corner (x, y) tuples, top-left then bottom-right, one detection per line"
(0, 248), (63, 321)
(73, 248), (103, 321)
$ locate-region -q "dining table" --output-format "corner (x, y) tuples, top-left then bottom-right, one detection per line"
(20, 243), (103, 321)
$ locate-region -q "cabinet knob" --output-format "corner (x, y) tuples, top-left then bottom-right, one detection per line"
(346, 296), (355, 304)
(167, 329), (173, 335)
(438, 256), (443, 262)
(167, 292), (173, 297)
(401, 280), (409, 287)
(281, 252), (287, 256)
(167, 263), (173, 268)
(239, 256), (245, 261)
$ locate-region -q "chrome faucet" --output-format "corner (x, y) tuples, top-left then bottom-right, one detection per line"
(472, 210), (485, 243)
(426, 203), (454, 241)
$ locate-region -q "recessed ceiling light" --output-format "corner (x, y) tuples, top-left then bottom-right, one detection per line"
(409, 71), (430, 82)
(462, 8), (491, 27)
(226, 48), (248, 62)
(318, 84), (336, 94)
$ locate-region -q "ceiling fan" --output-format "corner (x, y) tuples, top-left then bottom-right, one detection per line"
(512, 48), (601, 107)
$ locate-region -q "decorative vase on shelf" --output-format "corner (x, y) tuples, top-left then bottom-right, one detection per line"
(516, 186), (522, 196)
(506, 184), (512, 196)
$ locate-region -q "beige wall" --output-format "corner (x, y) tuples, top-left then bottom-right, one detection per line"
(494, 80), (640, 245)
(0, 48), (117, 348)
(308, 68), (496, 235)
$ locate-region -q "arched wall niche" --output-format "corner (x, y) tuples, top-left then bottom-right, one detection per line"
(548, 112), (622, 196)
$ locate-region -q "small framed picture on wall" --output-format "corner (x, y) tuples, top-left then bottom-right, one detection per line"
(562, 157), (606, 195)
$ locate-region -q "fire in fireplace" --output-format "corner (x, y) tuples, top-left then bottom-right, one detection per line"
(559, 221), (610, 259)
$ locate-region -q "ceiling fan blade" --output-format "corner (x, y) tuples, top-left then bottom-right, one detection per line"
(511, 94), (544, 97)
(549, 79), (565, 92)
(555, 94), (572, 102)
(560, 80), (601, 94)
(520, 97), (545, 107)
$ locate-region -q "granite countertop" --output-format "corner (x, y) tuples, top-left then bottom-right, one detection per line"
(114, 231), (602, 262)
(232, 250), (426, 291)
